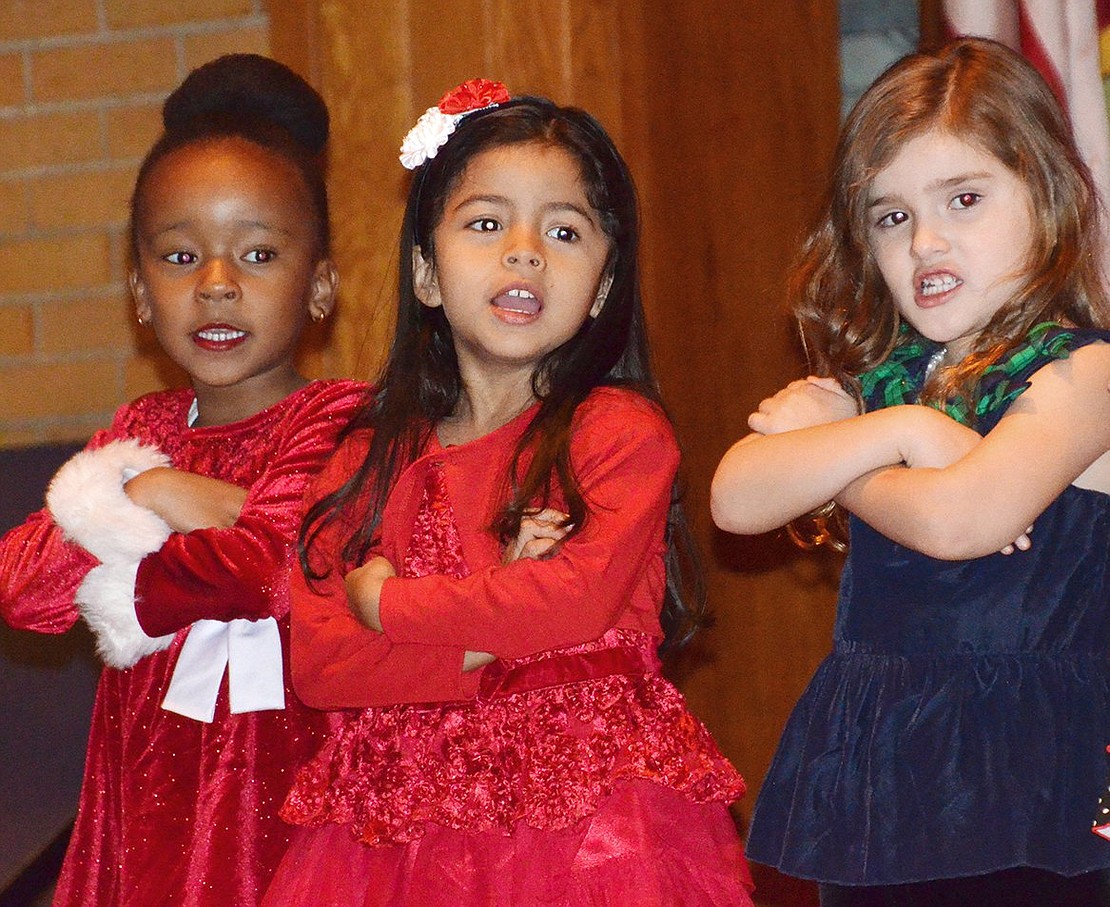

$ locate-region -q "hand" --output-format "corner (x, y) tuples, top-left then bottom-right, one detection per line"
(998, 526), (1034, 556)
(895, 408), (1034, 555)
(344, 556), (396, 631)
(462, 650), (496, 671)
(502, 508), (572, 563)
(748, 376), (858, 435)
(124, 467), (247, 532)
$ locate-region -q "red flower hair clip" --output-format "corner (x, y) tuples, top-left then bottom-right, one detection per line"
(399, 78), (511, 169)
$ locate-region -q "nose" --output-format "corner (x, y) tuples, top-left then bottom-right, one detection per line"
(502, 230), (545, 271)
(910, 215), (949, 261)
(196, 258), (241, 302)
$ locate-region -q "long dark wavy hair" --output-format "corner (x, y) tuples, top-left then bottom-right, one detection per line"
(300, 95), (705, 650)
(794, 37), (1109, 407)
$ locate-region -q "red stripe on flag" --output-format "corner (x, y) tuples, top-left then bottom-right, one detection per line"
(1017, 2), (1069, 110)
(1098, 0), (1110, 29)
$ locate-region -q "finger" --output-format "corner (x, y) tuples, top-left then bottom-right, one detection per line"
(520, 524), (568, 541)
(530, 507), (570, 524)
(805, 375), (842, 392)
(520, 538), (558, 560)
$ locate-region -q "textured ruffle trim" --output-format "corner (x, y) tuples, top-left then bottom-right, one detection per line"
(281, 632), (746, 845)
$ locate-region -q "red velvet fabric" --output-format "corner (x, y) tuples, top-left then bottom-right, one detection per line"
(276, 387), (753, 903)
(0, 380), (365, 906)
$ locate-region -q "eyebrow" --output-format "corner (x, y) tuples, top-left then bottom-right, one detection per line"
(452, 193), (596, 223)
(149, 219), (293, 238)
(867, 171), (995, 209)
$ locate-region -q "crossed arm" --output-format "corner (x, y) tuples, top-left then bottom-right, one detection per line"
(711, 343), (1110, 560)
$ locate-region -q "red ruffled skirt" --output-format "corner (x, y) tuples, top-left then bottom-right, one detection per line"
(268, 630), (753, 904)
(264, 779), (753, 906)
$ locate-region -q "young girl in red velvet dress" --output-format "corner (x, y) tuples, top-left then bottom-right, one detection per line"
(263, 81), (754, 906)
(0, 55), (364, 905)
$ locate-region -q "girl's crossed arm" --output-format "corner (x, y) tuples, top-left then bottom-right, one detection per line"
(839, 344), (1110, 559)
(300, 390), (676, 701)
(713, 344), (1110, 560)
(129, 383), (363, 638)
(125, 469), (247, 533)
(293, 495), (568, 709)
(358, 395), (674, 660)
(709, 376), (961, 534)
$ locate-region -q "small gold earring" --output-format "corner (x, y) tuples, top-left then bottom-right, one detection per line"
(312, 310), (327, 323)
(137, 313), (146, 326)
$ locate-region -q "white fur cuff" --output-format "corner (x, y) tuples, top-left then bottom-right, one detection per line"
(78, 561), (174, 668)
(47, 439), (173, 563)
(47, 439), (176, 668)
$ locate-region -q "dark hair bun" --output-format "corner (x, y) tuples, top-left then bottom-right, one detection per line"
(163, 53), (329, 154)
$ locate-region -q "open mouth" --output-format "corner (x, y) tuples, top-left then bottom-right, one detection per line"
(918, 274), (962, 298)
(193, 325), (248, 350)
(493, 287), (542, 316)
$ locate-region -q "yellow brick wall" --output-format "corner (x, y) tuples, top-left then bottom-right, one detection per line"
(0, 0), (269, 447)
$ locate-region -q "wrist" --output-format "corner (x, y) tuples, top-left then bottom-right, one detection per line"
(345, 566), (387, 632)
(871, 405), (931, 466)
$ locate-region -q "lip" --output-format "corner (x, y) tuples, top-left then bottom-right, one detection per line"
(914, 269), (963, 308)
(490, 282), (543, 323)
(192, 322), (249, 351)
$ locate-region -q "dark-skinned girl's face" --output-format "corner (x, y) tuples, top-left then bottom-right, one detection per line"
(129, 137), (336, 425)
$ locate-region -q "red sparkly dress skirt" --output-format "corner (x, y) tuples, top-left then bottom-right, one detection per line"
(265, 464), (754, 906)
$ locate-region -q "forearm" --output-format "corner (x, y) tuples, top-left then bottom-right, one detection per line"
(378, 536), (658, 658)
(291, 570), (483, 708)
(124, 468), (248, 532)
(838, 350), (1110, 559)
(710, 409), (914, 534)
(135, 516), (286, 635)
(838, 465), (1020, 559)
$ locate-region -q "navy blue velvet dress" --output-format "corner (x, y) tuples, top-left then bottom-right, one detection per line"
(746, 325), (1110, 885)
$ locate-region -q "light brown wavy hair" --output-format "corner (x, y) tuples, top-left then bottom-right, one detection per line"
(794, 37), (1109, 408)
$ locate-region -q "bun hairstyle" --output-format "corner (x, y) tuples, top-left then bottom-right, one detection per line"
(129, 53), (331, 255)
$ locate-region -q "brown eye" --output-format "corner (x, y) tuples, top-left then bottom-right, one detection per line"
(546, 225), (579, 243)
(467, 218), (500, 232)
(164, 251), (197, 265)
(876, 210), (908, 228)
(952, 192), (981, 210)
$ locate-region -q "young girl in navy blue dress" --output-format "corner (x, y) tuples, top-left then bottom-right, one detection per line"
(711, 38), (1110, 906)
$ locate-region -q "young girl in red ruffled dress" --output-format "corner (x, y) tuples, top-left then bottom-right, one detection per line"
(262, 80), (754, 906)
(0, 55), (364, 905)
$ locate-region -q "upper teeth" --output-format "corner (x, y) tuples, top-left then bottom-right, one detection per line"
(198, 328), (246, 341)
(506, 289), (535, 299)
(920, 275), (960, 296)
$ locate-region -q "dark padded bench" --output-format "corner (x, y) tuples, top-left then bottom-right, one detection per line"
(0, 443), (97, 902)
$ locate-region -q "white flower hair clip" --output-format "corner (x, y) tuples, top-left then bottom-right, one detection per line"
(399, 78), (511, 170)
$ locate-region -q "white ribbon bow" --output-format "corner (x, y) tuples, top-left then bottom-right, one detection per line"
(161, 617), (285, 722)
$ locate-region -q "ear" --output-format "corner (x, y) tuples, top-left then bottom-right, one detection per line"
(412, 245), (441, 308)
(589, 269), (614, 319)
(307, 259), (339, 322)
(129, 270), (152, 325)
